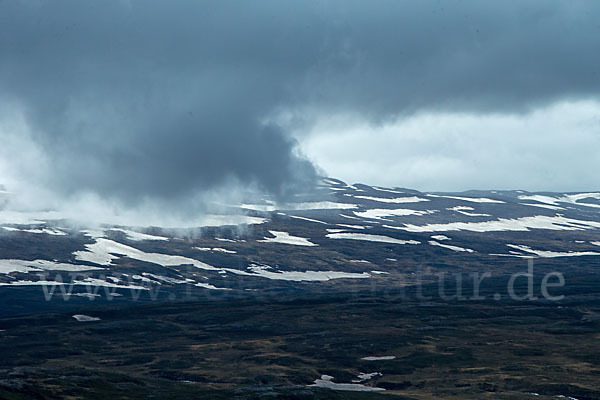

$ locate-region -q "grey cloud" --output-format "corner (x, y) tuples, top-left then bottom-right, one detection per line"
(299, 0), (600, 117)
(1, 0), (599, 203)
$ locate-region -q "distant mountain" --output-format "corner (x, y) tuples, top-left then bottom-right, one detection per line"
(1, 178), (600, 309)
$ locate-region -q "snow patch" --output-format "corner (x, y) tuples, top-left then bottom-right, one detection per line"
(74, 238), (219, 270)
(352, 372), (382, 383)
(431, 235), (451, 241)
(258, 230), (318, 246)
(429, 241), (474, 253)
(72, 314), (101, 322)
(506, 244), (600, 258)
(354, 208), (434, 220)
(194, 282), (232, 290)
(520, 193), (600, 209)
(108, 228), (168, 241)
(288, 215), (328, 225)
(215, 238), (245, 243)
(518, 195), (562, 205)
(337, 224), (367, 230)
(326, 232), (419, 245)
(74, 293), (101, 299)
(244, 202), (356, 211)
(246, 265), (370, 281)
(371, 186), (404, 194)
(288, 202), (357, 210)
(428, 194), (504, 203)
(352, 195), (429, 203)
(446, 206), (491, 217)
(308, 375), (384, 392)
(2, 226), (67, 236)
(361, 356), (396, 361)
(0, 259), (103, 274)
(384, 215), (600, 233)
(195, 247), (237, 254)
(141, 273), (193, 285)
(521, 203), (566, 211)
(339, 214), (361, 220)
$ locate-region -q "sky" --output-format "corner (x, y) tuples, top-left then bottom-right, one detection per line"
(1, 0), (599, 215)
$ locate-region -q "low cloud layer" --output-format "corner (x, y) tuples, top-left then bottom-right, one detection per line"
(1, 0), (599, 209)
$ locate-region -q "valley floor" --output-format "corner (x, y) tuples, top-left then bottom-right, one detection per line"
(0, 274), (599, 399)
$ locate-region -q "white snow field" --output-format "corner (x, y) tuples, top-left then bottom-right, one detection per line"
(519, 193), (600, 208)
(427, 194), (504, 203)
(73, 235), (368, 283)
(383, 215), (600, 233)
(308, 375), (384, 392)
(2, 226), (67, 235)
(246, 265), (370, 281)
(242, 201), (356, 211)
(354, 208), (434, 220)
(258, 230), (318, 246)
(0, 259), (103, 274)
(351, 195), (429, 203)
(326, 232), (420, 245)
(446, 206), (491, 217)
(431, 235), (451, 241)
(505, 244), (600, 258)
(72, 314), (101, 322)
(108, 228), (169, 241)
(429, 240), (475, 253)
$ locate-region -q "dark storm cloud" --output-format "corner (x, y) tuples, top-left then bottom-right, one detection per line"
(1, 0), (599, 201)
